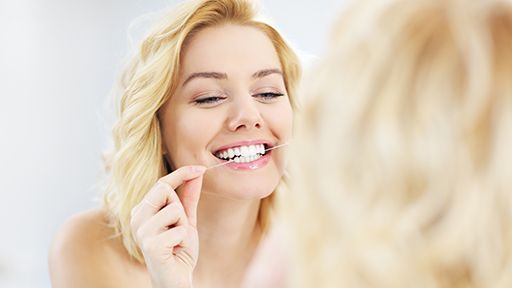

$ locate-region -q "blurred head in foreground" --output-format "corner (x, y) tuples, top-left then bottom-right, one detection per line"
(287, 0), (512, 287)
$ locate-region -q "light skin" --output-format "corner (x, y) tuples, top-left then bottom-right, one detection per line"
(49, 24), (292, 288)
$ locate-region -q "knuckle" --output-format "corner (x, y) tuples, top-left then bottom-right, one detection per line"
(157, 176), (167, 185)
(155, 179), (175, 198)
(129, 214), (137, 228)
(135, 227), (145, 243)
(173, 225), (187, 236)
(170, 203), (186, 218)
(168, 201), (183, 213)
(162, 204), (180, 223)
(157, 177), (172, 189)
(140, 238), (153, 253)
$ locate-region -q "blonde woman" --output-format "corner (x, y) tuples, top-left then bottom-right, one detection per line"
(48, 0), (300, 287)
(287, 0), (512, 287)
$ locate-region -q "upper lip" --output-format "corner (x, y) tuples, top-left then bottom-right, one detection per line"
(212, 139), (274, 154)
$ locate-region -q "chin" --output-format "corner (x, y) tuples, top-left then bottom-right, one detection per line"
(203, 173), (280, 200)
(234, 183), (276, 199)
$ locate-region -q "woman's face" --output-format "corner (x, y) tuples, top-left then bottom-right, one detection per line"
(159, 24), (292, 199)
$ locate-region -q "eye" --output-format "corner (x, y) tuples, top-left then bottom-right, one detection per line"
(253, 92), (284, 102)
(193, 96), (227, 106)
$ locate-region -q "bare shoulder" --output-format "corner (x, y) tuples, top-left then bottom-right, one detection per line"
(49, 208), (148, 287)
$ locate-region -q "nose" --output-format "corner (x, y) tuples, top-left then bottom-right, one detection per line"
(227, 95), (263, 132)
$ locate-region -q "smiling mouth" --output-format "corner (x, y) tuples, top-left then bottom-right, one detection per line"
(213, 143), (271, 163)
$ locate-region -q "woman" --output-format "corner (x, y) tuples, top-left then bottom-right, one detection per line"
(49, 0), (300, 287)
(287, 0), (512, 287)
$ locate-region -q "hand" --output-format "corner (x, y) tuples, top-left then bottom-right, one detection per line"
(130, 165), (206, 288)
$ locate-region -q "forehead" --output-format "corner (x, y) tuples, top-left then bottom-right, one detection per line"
(180, 24), (281, 78)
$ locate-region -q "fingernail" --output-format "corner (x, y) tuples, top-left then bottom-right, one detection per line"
(190, 165), (206, 174)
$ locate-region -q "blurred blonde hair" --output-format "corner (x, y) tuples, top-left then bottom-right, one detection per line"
(287, 0), (512, 287)
(103, 0), (301, 263)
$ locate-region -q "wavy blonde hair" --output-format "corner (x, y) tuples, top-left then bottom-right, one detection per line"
(287, 0), (512, 287)
(103, 0), (301, 263)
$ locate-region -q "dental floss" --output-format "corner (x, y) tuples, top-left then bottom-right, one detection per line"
(206, 142), (290, 170)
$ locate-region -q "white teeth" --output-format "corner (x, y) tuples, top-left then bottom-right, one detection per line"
(216, 144), (268, 161)
(220, 153), (263, 163)
(249, 145), (256, 155)
(240, 146), (249, 157)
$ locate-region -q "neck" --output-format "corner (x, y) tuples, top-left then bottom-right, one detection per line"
(193, 191), (263, 286)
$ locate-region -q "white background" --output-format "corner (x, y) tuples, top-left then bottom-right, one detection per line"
(0, 0), (344, 287)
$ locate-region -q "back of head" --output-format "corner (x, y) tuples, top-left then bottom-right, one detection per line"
(288, 0), (512, 287)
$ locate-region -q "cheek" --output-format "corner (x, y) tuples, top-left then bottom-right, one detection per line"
(267, 103), (293, 139)
(165, 111), (223, 164)
(263, 103), (292, 173)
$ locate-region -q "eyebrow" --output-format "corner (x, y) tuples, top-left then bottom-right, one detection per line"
(252, 68), (283, 78)
(181, 68), (283, 87)
(182, 72), (227, 87)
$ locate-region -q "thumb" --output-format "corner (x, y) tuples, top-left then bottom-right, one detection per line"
(176, 174), (204, 227)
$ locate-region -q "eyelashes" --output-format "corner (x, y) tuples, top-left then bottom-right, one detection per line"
(194, 96), (227, 105)
(193, 92), (284, 106)
(255, 92), (284, 100)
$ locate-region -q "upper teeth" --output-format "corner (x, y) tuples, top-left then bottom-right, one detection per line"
(216, 144), (266, 160)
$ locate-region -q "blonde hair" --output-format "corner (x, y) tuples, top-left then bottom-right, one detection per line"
(287, 0), (512, 287)
(103, 0), (301, 263)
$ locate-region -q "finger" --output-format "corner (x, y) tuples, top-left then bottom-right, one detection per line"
(173, 247), (195, 268)
(136, 202), (186, 239)
(143, 165), (206, 213)
(159, 165), (206, 191)
(171, 226), (198, 267)
(176, 175), (204, 227)
(156, 180), (181, 204)
(131, 181), (174, 230)
(131, 165), (206, 230)
(140, 226), (187, 256)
